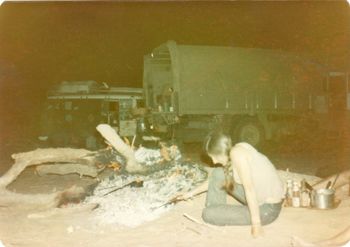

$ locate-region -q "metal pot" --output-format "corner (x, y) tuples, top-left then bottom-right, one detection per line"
(311, 189), (335, 209)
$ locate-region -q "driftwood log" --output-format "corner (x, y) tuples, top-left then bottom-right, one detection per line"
(0, 185), (86, 209)
(36, 162), (101, 178)
(96, 124), (145, 173)
(0, 124), (146, 210)
(0, 148), (97, 210)
(0, 148), (94, 189)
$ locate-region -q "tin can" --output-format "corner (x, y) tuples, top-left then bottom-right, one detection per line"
(311, 189), (335, 209)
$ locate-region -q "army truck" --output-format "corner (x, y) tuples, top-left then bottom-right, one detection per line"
(143, 41), (328, 147)
(39, 81), (143, 149)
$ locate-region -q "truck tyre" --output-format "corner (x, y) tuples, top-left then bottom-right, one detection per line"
(232, 118), (265, 148)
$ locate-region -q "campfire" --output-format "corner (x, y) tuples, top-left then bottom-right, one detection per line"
(86, 161), (207, 227)
(0, 124), (207, 227)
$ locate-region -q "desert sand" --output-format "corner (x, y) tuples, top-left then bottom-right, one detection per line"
(0, 166), (349, 247)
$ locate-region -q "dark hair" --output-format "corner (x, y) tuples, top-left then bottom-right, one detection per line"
(204, 130), (234, 195)
(204, 129), (232, 156)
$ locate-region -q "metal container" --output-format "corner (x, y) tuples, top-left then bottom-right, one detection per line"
(311, 189), (335, 209)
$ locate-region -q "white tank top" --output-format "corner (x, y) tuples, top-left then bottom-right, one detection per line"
(231, 142), (284, 205)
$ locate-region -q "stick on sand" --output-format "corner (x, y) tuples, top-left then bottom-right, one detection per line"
(183, 213), (218, 229)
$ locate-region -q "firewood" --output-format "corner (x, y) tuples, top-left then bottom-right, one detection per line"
(183, 213), (218, 229)
(96, 124), (145, 173)
(0, 148), (97, 210)
(160, 142), (171, 162)
(0, 148), (94, 189)
(0, 185), (88, 210)
(36, 163), (101, 177)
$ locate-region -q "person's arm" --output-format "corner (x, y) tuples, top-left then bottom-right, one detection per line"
(230, 148), (263, 237)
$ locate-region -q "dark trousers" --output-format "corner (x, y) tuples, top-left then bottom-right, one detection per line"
(202, 168), (282, 226)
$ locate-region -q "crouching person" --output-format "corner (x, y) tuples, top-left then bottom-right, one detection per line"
(184, 130), (284, 237)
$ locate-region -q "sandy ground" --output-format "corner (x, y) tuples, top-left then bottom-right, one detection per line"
(0, 138), (349, 247)
(0, 166), (349, 247)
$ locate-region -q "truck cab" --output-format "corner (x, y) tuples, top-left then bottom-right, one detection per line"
(39, 81), (143, 149)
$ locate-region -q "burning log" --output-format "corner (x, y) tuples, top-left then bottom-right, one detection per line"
(96, 124), (145, 173)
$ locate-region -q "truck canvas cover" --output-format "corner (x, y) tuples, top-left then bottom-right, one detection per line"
(144, 41), (326, 116)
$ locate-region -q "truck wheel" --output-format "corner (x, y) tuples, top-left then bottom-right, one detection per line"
(233, 118), (265, 148)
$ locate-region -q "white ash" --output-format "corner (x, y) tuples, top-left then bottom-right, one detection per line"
(85, 161), (207, 228)
(134, 146), (181, 166)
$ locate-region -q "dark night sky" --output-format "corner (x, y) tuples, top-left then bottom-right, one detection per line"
(0, 1), (349, 141)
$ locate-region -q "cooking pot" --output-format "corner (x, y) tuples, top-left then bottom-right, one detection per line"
(311, 188), (335, 209)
